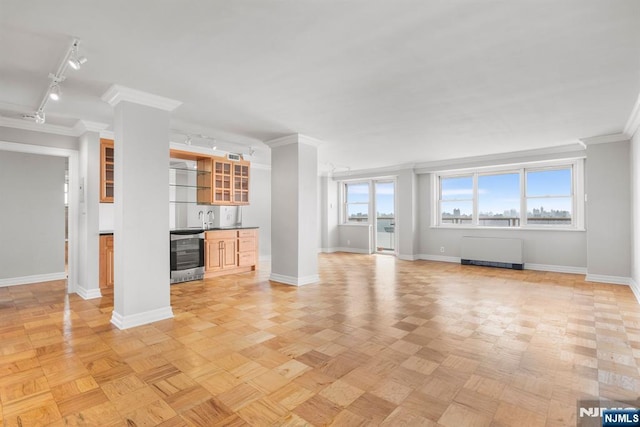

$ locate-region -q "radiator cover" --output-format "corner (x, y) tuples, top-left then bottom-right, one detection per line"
(460, 236), (524, 270)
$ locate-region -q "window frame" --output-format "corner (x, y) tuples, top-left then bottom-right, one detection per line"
(432, 159), (584, 230)
(342, 180), (372, 224)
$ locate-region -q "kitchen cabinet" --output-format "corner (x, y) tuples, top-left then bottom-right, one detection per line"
(205, 230), (237, 272)
(204, 228), (258, 277)
(99, 234), (114, 288)
(169, 150), (249, 206)
(100, 139), (114, 203)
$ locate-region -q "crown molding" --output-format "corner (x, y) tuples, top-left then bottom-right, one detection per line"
(100, 130), (115, 140)
(73, 120), (109, 135)
(580, 133), (630, 146)
(332, 162), (415, 179)
(624, 91), (640, 138)
(101, 84), (182, 111)
(0, 115), (78, 137)
(264, 133), (323, 148)
(413, 143), (585, 173)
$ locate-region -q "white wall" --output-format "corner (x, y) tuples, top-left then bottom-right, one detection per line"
(631, 132), (640, 290)
(0, 151), (66, 281)
(0, 126), (78, 151)
(586, 141), (631, 280)
(318, 175), (339, 252)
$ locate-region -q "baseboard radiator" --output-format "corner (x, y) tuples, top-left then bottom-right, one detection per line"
(460, 236), (524, 270)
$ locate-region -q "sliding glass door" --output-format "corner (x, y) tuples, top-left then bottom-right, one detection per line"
(374, 181), (395, 254)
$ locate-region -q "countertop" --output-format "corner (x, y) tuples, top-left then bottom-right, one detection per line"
(100, 226), (258, 236)
(170, 226), (258, 234)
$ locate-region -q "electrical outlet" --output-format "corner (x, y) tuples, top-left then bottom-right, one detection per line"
(440, 246), (445, 253)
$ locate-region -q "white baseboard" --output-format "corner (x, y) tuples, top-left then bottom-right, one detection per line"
(0, 272), (67, 287)
(630, 278), (640, 304)
(319, 247), (339, 253)
(111, 306), (174, 330)
(332, 247), (372, 254)
(525, 264), (587, 275)
(418, 254), (461, 263)
(397, 254), (417, 261)
(76, 287), (102, 300)
(585, 274), (631, 286)
(269, 273), (320, 286)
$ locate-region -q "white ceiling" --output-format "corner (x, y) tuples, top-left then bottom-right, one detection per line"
(1, 1), (640, 170)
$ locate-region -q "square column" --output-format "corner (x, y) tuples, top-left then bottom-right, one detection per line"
(102, 85), (181, 329)
(75, 121), (109, 299)
(267, 134), (320, 286)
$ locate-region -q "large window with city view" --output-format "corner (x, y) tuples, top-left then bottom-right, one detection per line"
(437, 161), (581, 229)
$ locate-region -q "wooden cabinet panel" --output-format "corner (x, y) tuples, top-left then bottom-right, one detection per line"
(204, 229), (258, 278)
(100, 139), (114, 203)
(233, 161), (250, 205)
(213, 159), (233, 204)
(238, 252), (256, 267)
(222, 238), (237, 268)
(99, 235), (114, 288)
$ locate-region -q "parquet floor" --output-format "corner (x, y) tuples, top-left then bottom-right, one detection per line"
(1, 253), (640, 426)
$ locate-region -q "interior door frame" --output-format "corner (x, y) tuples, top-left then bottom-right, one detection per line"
(0, 140), (78, 294)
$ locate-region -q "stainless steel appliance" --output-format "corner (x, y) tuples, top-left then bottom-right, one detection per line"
(170, 230), (204, 284)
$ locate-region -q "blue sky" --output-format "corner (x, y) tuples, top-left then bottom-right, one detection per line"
(441, 169), (572, 215)
(347, 182), (395, 216)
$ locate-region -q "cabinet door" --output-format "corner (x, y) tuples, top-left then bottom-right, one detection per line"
(105, 236), (114, 287)
(222, 238), (237, 269)
(213, 159), (233, 204)
(100, 235), (114, 288)
(233, 162), (250, 205)
(100, 139), (114, 203)
(205, 239), (222, 271)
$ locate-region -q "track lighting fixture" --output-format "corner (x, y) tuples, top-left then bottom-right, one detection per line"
(22, 38), (87, 125)
(173, 130), (255, 158)
(68, 42), (88, 70)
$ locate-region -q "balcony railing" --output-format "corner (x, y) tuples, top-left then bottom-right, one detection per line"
(441, 216), (571, 226)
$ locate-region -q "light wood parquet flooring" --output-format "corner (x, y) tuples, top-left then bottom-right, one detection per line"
(1, 253), (640, 426)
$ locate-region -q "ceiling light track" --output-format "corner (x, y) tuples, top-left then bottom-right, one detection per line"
(172, 130), (254, 157)
(23, 38), (88, 125)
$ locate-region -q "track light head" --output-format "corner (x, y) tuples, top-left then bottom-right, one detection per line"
(35, 111), (45, 124)
(49, 84), (61, 101)
(68, 54), (87, 70)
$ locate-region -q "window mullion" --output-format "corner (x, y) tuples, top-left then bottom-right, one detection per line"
(472, 173), (478, 226)
(520, 168), (526, 227)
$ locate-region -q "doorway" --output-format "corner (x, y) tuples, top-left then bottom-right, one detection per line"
(374, 180), (396, 254)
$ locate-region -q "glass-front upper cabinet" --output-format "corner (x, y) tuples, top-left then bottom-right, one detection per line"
(100, 138), (114, 203)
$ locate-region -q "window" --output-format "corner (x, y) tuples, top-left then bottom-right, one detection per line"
(440, 175), (473, 225)
(344, 182), (369, 223)
(478, 172), (520, 227)
(525, 168), (572, 226)
(434, 160), (583, 229)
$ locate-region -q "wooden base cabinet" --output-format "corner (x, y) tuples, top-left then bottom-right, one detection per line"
(204, 229), (258, 277)
(99, 235), (114, 288)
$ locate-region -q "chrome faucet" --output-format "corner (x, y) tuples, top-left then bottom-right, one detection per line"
(198, 210), (206, 229)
